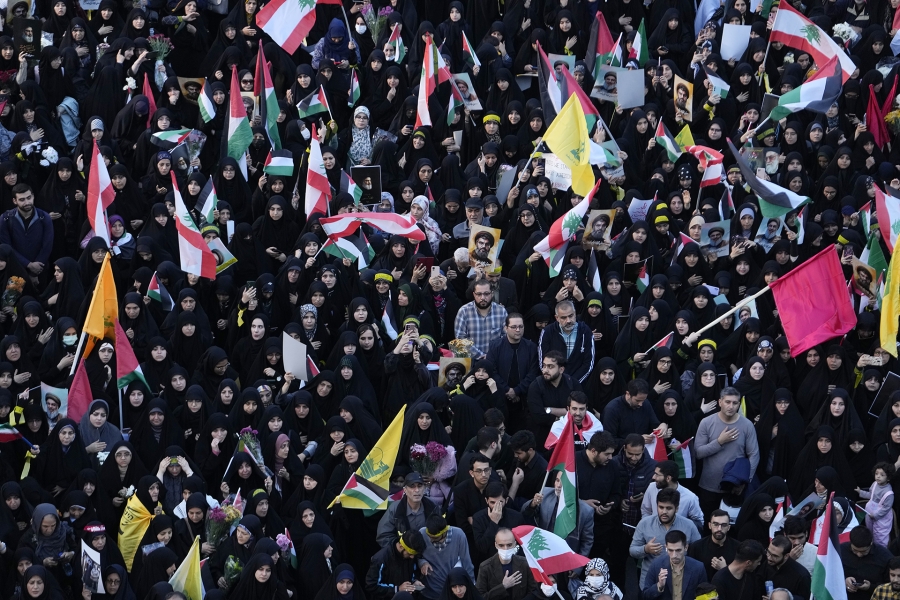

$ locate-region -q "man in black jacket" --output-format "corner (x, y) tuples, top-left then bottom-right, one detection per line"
(485, 312), (539, 432)
(527, 351), (582, 447)
(537, 300), (595, 384)
(365, 530), (427, 600)
(471, 482), (524, 564)
(575, 432), (624, 571)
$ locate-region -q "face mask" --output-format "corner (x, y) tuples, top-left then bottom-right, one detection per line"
(355, 24), (366, 34)
(540, 584), (557, 597)
(497, 547), (517, 561)
(300, 127), (311, 140)
(386, 55), (396, 61)
(585, 576), (605, 589)
(63, 334), (77, 346)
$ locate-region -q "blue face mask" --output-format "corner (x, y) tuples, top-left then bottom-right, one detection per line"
(63, 334), (77, 346)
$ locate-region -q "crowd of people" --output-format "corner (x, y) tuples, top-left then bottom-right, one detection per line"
(3, 0), (900, 599)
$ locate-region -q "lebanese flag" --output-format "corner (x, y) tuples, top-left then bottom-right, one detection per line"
(545, 412), (603, 449)
(254, 40), (282, 150)
(646, 428), (669, 462)
(770, 2), (855, 83)
(68, 359), (93, 424)
(257, 0), (342, 54)
(534, 179), (602, 266)
(320, 213), (426, 241)
(225, 65), (252, 178)
(811, 493), (849, 600)
(544, 413), (578, 539)
(415, 36), (435, 128)
(306, 125), (331, 217)
(769, 245), (857, 357)
(114, 319), (149, 390)
(171, 172), (217, 279)
(685, 144), (724, 188)
(512, 525), (589, 584)
(87, 141), (114, 245)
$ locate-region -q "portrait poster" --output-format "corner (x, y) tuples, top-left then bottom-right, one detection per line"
(438, 357), (471, 387)
(81, 540), (105, 594)
(451, 72), (482, 111)
(468, 224), (501, 271)
(582, 209), (615, 250)
(700, 220), (730, 258)
(207, 237), (237, 274)
(351, 165), (382, 206)
(673, 75), (693, 122)
(178, 77), (204, 105)
(851, 258), (877, 297)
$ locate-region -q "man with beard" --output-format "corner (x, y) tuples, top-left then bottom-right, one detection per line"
(485, 314), (538, 431)
(870, 557), (900, 600)
(630, 488), (702, 583)
(441, 361), (467, 393)
(688, 510), (739, 581)
(526, 351), (581, 446)
(376, 472), (441, 548)
(365, 529), (427, 600)
(641, 461), (704, 531)
(537, 300), (595, 384)
(454, 278), (508, 359)
(761, 536), (811, 600)
(470, 230), (496, 268)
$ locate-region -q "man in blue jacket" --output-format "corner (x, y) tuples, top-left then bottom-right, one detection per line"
(537, 299), (595, 384)
(642, 530), (708, 600)
(485, 312), (539, 432)
(0, 183), (53, 285)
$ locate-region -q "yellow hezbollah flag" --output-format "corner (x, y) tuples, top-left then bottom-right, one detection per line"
(674, 125), (694, 150)
(119, 494), (155, 571)
(330, 403), (406, 510)
(82, 252), (118, 356)
(542, 94), (594, 197)
(168, 536), (205, 600)
(881, 243), (900, 357)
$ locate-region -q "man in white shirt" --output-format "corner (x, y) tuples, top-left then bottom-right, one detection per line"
(783, 516), (817, 575)
(641, 460), (705, 532)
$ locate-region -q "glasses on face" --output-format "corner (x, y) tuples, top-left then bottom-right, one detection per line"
(473, 467), (492, 475)
(507, 324), (524, 330)
(241, 78), (253, 84)
(658, 359), (672, 365)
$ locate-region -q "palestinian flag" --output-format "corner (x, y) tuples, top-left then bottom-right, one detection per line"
(199, 79), (217, 123)
(388, 24), (406, 63)
(720, 186), (735, 220)
(858, 200), (872, 235)
(586, 11), (615, 74)
(297, 85), (330, 119)
(512, 526), (589, 584)
(254, 40), (282, 150)
(148, 272), (175, 310)
(545, 413), (578, 539)
(875, 184), (900, 253)
(114, 319), (148, 390)
(726, 138), (809, 219)
(587, 249), (602, 292)
(283, 529), (298, 568)
(536, 42), (561, 124)
(305, 125), (331, 217)
(629, 19), (648, 66)
(636, 258), (651, 293)
(795, 205), (807, 244)
(224, 65), (252, 178)
(811, 492), (849, 600)
(770, 2), (855, 83)
(534, 179), (602, 277)
(462, 31), (480, 68)
(649, 331), (674, 351)
(338, 169), (363, 204)
(655, 122), (682, 162)
(703, 65), (730, 98)
(382, 293), (400, 340)
(263, 149), (294, 176)
(335, 473), (389, 510)
(348, 69), (360, 107)
(0, 423), (23, 442)
(670, 438), (693, 478)
(447, 79), (465, 126)
(152, 128), (192, 149)
(559, 62), (599, 133)
(322, 232), (374, 268)
(256, 0), (343, 54)
(768, 55), (842, 122)
(606, 33), (624, 67)
(196, 178), (217, 226)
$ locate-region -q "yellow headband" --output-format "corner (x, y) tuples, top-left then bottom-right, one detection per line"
(427, 525), (449, 538)
(399, 537), (419, 555)
(483, 114), (501, 124)
(695, 592), (719, 600)
(375, 273), (393, 283)
(837, 234), (849, 245)
(698, 339), (717, 349)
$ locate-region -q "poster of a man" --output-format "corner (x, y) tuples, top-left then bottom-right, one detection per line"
(438, 357), (471, 387)
(14, 18), (40, 59)
(673, 75), (693, 122)
(351, 165), (382, 205)
(452, 72), (482, 111)
(179, 77), (204, 104)
(469, 228), (497, 267)
(852, 258), (877, 297)
(583, 209), (614, 250)
(700, 220), (730, 258)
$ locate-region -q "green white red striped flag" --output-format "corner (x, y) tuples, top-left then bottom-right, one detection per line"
(348, 69), (361, 107)
(225, 65), (252, 179)
(388, 24), (406, 63)
(655, 121), (682, 162)
(811, 492), (848, 600)
(670, 438), (693, 478)
(114, 319), (149, 390)
(0, 423), (23, 442)
(297, 85), (330, 119)
(462, 31), (480, 68)
(254, 40), (282, 150)
(630, 19), (648, 66)
(199, 78), (216, 123)
(263, 149), (294, 176)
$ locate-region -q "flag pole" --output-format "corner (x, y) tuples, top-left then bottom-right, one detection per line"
(69, 331), (87, 376)
(118, 386), (124, 431)
(692, 286), (773, 336)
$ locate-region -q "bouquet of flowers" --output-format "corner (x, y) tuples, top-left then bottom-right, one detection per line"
(206, 504), (242, 547)
(237, 427), (274, 477)
(276, 533), (298, 567)
(361, 4), (394, 43)
(448, 338), (475, 357)
(147, 34), (175, 89)
(409, 441), (448, 478)
(224, 556), (243, 589)
(832, 23), (858, 46)
(1, 276), (24, 309)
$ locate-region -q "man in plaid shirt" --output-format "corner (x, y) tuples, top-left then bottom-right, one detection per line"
(454, 278), (507, 359)
(871, 558), (900, 600)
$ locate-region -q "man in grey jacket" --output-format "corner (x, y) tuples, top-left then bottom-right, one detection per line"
(522, 470), (595, 556)
(476, 528), (539, 600)
(630, 488), (701, 583)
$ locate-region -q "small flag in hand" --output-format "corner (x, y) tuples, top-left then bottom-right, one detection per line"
(148, 272), (175, 311)
(264, 149), (294, 176)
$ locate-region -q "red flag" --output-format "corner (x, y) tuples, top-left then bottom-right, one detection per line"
(142, 74), (157, 129)
(68, 359), (93, 423)
(87, 141), (114, 245)
(769, 244), (857, 357)
(868, 84), (890, 149)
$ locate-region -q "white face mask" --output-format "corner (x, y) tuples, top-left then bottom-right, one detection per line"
(585, 576), (604, 589)
(300, 127), (311, 140)
(497, 547), (517, 561)
(355, 24), (367, 34)
(540, 584), (557, 597)
(63, 334), (78, 346)
(386, 55), (396, 61)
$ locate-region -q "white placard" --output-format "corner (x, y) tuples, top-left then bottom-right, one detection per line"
(542, 154), (572, 191)
(282, 331), (310, 381)
(721, 25), (752, 61)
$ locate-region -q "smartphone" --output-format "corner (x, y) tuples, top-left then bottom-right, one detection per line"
(246, 281), (255, 289)
(872, 356), (883, 366)
(415, 256), (434, 271)
(843, 246), (853, 258)
(756, 168), (766, 179)
(431, 266), (441, 279)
